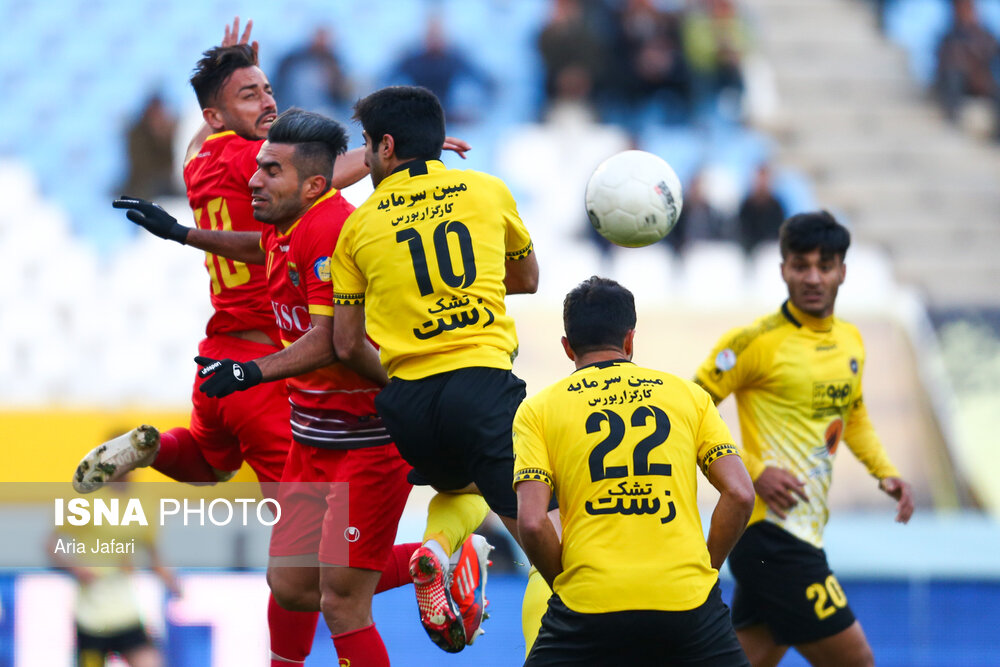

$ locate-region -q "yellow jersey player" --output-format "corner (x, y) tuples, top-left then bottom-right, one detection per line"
(331, 85), (539, 650)
(514, 277), (755, 666)
(694, 211), (915, 667)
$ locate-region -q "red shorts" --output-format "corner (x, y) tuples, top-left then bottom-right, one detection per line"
(188, 334), (292, 484)
(268, 440), (412, 570)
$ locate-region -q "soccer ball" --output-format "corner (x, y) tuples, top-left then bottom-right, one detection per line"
(585, 150), (683, 248)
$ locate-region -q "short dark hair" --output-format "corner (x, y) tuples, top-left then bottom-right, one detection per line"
(563, 277), (637, 354)
(190, 44), (258, 109)
(352, 86), (445, 161)
(779, 211), (851, 261)
(267, 109), (348, 188)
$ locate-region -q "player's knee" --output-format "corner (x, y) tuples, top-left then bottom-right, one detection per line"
(267, 568), (318, 612)
(319, 586), (370, 630)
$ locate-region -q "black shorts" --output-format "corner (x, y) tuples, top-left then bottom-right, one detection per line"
(525, 583), (749, 667)
(728, 521), (856, 645)
(76, 624), (151, 658)
(375, 366), (526, 518)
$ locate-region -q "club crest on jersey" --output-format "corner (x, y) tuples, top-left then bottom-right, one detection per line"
(313, 256), (332, 282)
(850, 357), (858, 375)
(715, 348), (736, 372)
(288, 262), (300, 287)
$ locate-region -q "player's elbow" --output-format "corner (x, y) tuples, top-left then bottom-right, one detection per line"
(517, 510), (550, 544)
(522, 273), (539, 294)
(727, 480), (756, 523)
(332, 331), (357, 364)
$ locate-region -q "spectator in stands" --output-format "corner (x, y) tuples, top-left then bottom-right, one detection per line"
(738, 163), (786, 254)
(670, 169), (737, 252)
(536, 0), (609, 121)
(387, 14), (495, 123)
(610, 0), (693, 126)
(120, 94), (179, 200)
(934, 0), (1000, 140)
(682, 0), (750, 120)
(273, 27), (351, 118)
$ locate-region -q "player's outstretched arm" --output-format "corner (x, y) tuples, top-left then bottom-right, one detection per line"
(516, 480), (563, 589)
(504, 251), (539, 295)
(114, 197), (265, 263)
(330, 136), (471, 190)
(331, 303), (389, 387)
(196, 315), (336, 398)
(879, 476), (914, 524)
(705, 454), (755, 571)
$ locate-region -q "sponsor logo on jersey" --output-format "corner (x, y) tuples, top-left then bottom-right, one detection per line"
(812, 379), (854, 417)
(715, 348), (737, 372)
(313, 256), (332, 282)
(344, 526), (360, 542)
(850, 357), (858, 374)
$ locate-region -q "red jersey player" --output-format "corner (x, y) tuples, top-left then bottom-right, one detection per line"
(116, 109), (487, 665)
(73, 20), (475, 664)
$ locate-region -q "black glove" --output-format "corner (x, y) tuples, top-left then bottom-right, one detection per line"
(195, 356), (263, 398)
(113, 196), (190, 244)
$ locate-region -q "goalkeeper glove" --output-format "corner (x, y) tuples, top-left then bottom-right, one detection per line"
(113, 196), (190, 244)
(195, 356), (263, 398)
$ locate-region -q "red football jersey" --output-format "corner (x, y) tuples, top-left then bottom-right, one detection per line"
(260, 189), (380, 414)
(183, 131), (280, 343)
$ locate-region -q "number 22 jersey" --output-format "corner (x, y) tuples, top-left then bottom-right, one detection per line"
(513, 360), (740, 614)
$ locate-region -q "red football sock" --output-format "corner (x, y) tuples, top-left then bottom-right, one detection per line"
(268, 594), (319, 664)
(151, 427), (218, 483)
(375, 542), (420, 594)
(332, 624), (389, 667)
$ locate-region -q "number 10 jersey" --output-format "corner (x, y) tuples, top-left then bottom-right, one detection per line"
(183, 131), (278, 343)
(331, 159), (533, 380)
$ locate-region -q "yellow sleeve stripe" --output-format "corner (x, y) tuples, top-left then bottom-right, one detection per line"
(308, 305), (334, 316)
(513, 468), (553, 489)
(506, 242), (533, 260)
(333, 292), (365, 305)
(700, 443), (741, 476)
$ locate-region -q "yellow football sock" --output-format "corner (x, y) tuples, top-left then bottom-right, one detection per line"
(522, 566), (552, 657)
(422, 492), (490, 556)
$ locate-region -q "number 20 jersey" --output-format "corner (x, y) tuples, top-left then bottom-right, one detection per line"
(513, 360), (740, 614)
(331, 160), (533, 380)
(183, 131), (278, 343)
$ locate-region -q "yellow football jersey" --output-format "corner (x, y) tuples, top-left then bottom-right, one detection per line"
(694, 300), (900, 548)
(513, 360), (740, 614)
(331, 160), (532, 380)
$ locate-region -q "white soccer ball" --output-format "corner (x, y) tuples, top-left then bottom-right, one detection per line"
(585, 150), (683, 248)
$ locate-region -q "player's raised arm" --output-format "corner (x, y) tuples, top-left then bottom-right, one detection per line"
(113, 196), (264, 264)
(330, 135), (472, 190)
(185, 16), (260, 164)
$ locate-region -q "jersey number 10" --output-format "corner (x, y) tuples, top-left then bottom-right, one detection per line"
(396, 220), (477, 296)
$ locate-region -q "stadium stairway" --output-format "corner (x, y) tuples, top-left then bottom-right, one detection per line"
(749, 0), (1000, 308)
